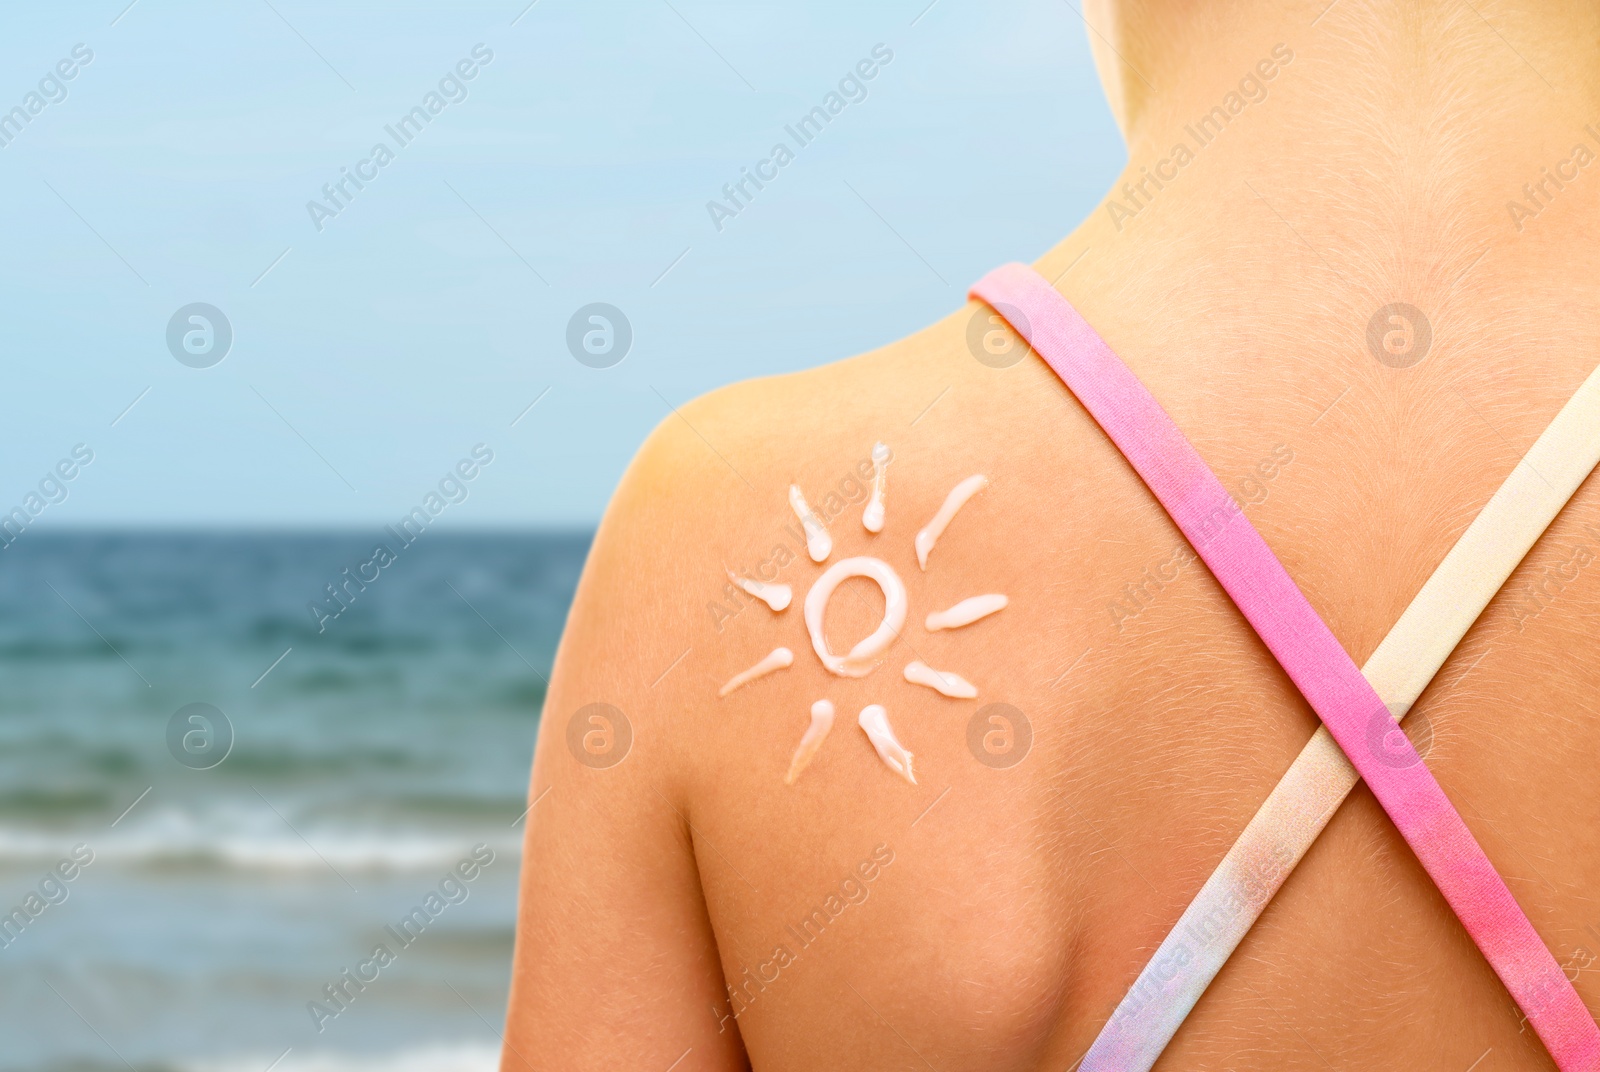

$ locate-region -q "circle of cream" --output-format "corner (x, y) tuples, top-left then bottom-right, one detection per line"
(803, 556), (907, 677)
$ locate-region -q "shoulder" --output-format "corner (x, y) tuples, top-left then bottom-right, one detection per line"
(597, 307), (959, 581)
(582, 296), (1094, 649)
(613, 295), (1080, 544)
(544, 292), (1125, 765)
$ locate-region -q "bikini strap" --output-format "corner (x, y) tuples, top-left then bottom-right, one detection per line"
(1070, 337), (1600, 1071)
(970, 261), (1600, 1072)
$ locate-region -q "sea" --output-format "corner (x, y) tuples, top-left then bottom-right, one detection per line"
(0, 532), (589, 1072)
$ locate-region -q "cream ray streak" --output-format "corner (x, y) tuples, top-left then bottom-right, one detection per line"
(788, 485), (832, 562)
(784, 700), (835, 785)
(718, 647), (793, 697)
(903, 660), (976, 699)
(925, 593), (1007, 631)
(914, 474), (988, 569)
(728, 570), (791, 612)
(862, 442), (891, 532)
(858, 704), (914, 783)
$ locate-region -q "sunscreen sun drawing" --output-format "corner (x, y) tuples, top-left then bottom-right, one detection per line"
(717, 443), (1007, 786)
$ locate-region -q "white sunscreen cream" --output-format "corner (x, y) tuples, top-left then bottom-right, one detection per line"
(862, 442), (891, 533)
(728, 570), (792, 612)
(925, 593), (1007, 631)
(903, 660), (978, 699)
(914, 474), (988, 569)
(858, 704), (915, 783)
(784, 700), (835, 785)
(788, 485), (832, 563)
(803, 557), (907, 677)
(719, 646), (794, 697)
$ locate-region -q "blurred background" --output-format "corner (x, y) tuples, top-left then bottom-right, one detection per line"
(0, 2), (1119, 1069)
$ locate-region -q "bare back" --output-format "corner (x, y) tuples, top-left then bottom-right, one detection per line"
(504, 6), (1600, 1069)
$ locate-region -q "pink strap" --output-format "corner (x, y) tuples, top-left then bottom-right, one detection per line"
(971, 262), (1600, 1070)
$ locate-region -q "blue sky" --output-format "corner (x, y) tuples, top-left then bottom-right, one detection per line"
(0, 0), (1122, 528)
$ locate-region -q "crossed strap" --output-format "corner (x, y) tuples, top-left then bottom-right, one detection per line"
(971, 262), (1600, 1072)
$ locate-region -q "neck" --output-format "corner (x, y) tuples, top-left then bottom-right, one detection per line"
(1045, 1), (1600, 340)
(1087, 0), (1600, 149)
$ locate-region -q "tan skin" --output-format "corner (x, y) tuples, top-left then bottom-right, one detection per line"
(503, 2), (1600, 1068)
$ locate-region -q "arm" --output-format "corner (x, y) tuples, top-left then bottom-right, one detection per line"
(501, 411), (751, 1072)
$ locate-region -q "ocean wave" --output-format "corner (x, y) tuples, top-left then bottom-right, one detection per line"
(0, 785), (115, 819)
(0, 808), (521, 874)
(181, 1042), (500, 1072)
